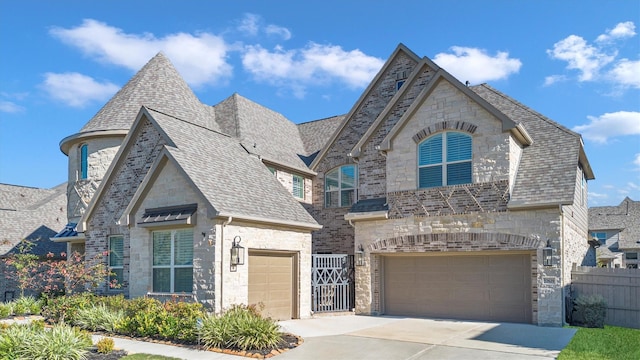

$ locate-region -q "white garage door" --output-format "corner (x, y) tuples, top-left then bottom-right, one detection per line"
(248, 252), (296, 320)
(384, 253), (532, 323)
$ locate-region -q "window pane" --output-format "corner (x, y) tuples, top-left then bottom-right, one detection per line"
(153, 231), (171, 266)
(419, 134), (442, 166)
(447, 133), (472, 162)
(325, 171), (339, 191)
(174, 268), (193, 293)
(109, 236), (124, 267)
(153, 268), (170, 292)
(80, 144), (88, 179)
(174, 230), (193, 266)
(447, 161), (472, 185)
(419, 166), (442, 188)
(626, 252), (638, 260)
(340, 189), (355, 207)
(325, 191), (338, 207)
(110, 269), (123, 285)
(341, 165), (356, 188)
(293, 175), (304, 198)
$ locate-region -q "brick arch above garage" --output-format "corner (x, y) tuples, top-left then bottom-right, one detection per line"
(368, 232), (542, 253)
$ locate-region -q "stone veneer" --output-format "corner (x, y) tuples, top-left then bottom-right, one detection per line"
(353, 208), (567, 326)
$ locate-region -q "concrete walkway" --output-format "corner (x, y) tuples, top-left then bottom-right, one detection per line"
(90, 315), (576, 360)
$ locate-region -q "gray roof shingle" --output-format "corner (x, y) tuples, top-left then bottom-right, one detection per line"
(470, 84), (587, 207)
(147, 108), (320, 227)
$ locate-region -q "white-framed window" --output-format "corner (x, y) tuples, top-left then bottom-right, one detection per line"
(591, 232), (607, 245)
(625, 252), (638, 260)
(108, 235), (124, 286)
(80, 144), (88, 179)
(293, 174), (304, 199)
(325, 165), (357, 208)
(418, 132), (472, 188)
(152, 229), (193, 293)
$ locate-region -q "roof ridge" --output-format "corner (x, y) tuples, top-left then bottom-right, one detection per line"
(145, 107), (232, 139)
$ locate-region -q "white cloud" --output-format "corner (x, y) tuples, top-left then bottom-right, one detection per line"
(432, 47), (522, 84)
(588, 192), (609, 199)
(634, 153), (640, 167)
(547, 35), (615, 81)
(608, 59), (640, 88)
(237, 13), (291, 40)
(49, 19), (231, 87)
(41, 72), (119, 107)
(0, 101), (24, 113)
(241, 43), (384, 97)
(596, 21), (636, 43)
(543, 74), (568, 86)
(572, 111), (640, 143)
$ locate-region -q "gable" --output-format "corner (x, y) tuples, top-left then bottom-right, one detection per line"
(310, 44), (422, 172)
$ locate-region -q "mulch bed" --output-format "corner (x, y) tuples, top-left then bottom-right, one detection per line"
(85, 349), (128, 360)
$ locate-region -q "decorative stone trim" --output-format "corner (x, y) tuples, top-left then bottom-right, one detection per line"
(369, 232), (542, 252)
(387, 180), (509, 219)
(412, 121), (478, 143)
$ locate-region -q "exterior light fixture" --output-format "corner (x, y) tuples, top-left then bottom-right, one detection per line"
(231, 236), (245, 266)
(356, 244), (365, 266)
(543, 240), (553, 267)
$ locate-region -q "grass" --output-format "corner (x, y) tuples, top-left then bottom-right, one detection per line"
(121, 355), (182, 360)
(558, 325), (640, 360)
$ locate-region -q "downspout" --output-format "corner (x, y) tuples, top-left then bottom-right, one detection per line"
(220, 216), (233, 312)
(559, 204), (565, 325)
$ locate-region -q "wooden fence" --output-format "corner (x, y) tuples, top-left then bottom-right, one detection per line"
(571, 265), (640, 329)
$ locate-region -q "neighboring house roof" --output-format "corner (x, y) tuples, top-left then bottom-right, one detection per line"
(297, 115), (345, 166)
(0, 183), (67, 256)
(470, 84), (595, 208)
(589, 197), (640, 250)
(60, 52), (218, 154)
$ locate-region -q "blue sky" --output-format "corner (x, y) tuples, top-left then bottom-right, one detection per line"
(0, 0), (638, 207)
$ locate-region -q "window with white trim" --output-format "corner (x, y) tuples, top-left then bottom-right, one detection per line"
(418, 132), (472, 188)
(591, 232), (607, 245)
(625, 252), (638, 260)
(80, 144), (88, 179)
(293, 174), (304, 199)
(325, 165), (357, 208)
(108, 235), (124, 286)
(152, 229), (193, 293)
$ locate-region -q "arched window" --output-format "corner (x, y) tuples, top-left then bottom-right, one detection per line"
(325, 165), (357, 208)
(80, 144), (88, 179)
(418, 132), (472, 188)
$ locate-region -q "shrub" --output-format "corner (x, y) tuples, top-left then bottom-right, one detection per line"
(17, 323), (93, 360)
(574, 294), (607, 328)
(0, 303), (11, 319)
(96, 337), (115, 354)
(12, 296), (42, 316)
(41, 292), (96, 324)
(74, 304), (125, 333)
(199, 304), (283, 351)
(0, 322), (39, 359)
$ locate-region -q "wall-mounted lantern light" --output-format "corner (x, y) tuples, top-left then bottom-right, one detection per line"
(231, 236), (245, 266)
(356, 244), (365, 266)
(543, 240), (553, 267)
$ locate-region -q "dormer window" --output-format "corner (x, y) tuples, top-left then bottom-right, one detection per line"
(80, 144), (88, 179)
(418, 132), (472, 188)
(325, 165), (357, 208)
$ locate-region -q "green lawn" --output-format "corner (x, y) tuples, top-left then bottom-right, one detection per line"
(558, 326), (640, 360)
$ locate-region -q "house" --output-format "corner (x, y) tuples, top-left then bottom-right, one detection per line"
(0, 183), (67, 300)
(52, 43), (595, 326)
(589, 197), (640, 269)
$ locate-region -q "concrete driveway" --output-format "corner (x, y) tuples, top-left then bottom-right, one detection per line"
(278, 315), (576, 359)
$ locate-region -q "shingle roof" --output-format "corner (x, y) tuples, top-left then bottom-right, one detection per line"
(0, 183), (67, 255)
(213, 94), (310, 171)
(147, 108), (320, 228)
(298, 115), (345, 156)
(79, 52), (218, 135)
(470, 84), (588, 207)
(589, 197), (640, 250)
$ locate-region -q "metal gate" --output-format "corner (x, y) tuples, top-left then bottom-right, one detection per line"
(311, 254), (354, 313)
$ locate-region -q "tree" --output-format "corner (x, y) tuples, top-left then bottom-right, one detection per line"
(2, 239), (42, 297)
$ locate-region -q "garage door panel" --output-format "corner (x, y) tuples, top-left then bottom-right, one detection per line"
(248, 253), (294, 321)
(384, 254), (531, 323)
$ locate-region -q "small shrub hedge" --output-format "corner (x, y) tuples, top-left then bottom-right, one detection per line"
(0, 322), (92, 360)
(199, 304), (283, 351)
(574, 294), (607, 328)
(96, 337), (115, 354)
(0, 296), (43, 319)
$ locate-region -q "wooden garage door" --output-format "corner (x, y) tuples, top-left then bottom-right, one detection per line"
(248, 252), (295, 320)
(384, 253), (531, 323)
